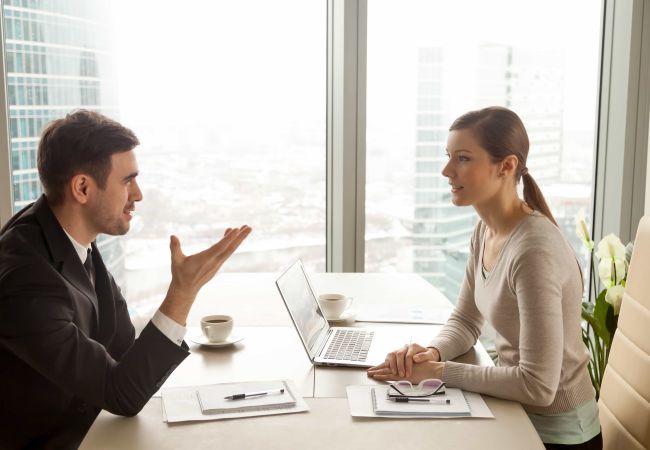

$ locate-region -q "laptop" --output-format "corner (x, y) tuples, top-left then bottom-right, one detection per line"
(275, 260), (402, 368)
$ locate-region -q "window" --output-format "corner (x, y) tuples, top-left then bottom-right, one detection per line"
(3, 0), (634, 338)
(3, 0), (326, 321)
(365, 1), (602, 305)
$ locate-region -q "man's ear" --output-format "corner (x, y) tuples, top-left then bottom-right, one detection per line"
(69, 174), (93, 204)
(499, 155), (519, 179)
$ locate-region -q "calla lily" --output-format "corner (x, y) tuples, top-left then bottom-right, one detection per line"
(595, 233), (626, 262)
(605, 285), (625, 314)
(575, 209), (594, 251)
(598, 257), (626, 287)
(582, 230), (629, 397)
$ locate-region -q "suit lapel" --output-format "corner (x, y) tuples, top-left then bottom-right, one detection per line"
(32, 196), (100, 326)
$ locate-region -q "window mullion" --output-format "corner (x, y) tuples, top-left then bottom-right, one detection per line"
(0, 5), (13, 227)
(0, 7), (13, 226)
(326, 0), (367, 272)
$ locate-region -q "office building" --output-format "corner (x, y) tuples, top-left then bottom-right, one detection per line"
(477, 44), (591, 270)
(413, 47), (477, 301)
(3, 0), (124, 283)
(478, 44), (565, 184)
(413, 45), (574, 303)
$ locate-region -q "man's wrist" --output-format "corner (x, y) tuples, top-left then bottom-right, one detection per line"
(166, 280), (197, 304)
(159, 283), (196, 326)
(152, 309), (187, 345)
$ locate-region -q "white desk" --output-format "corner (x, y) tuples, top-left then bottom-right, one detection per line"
(81, 273), (544, 450)
(160, 327), (315, 397)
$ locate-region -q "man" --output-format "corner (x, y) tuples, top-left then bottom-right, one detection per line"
(0, 110), (251, 449)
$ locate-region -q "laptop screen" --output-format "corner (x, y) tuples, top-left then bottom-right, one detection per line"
(275, 260), (329, 359)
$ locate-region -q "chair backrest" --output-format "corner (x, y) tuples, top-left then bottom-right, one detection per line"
(598, 216), (650, 450)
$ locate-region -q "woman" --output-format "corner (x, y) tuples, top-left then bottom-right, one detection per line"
(367, 106), (601, 450)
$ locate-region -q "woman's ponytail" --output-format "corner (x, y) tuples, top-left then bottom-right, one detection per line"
(521, 171), (558, 227)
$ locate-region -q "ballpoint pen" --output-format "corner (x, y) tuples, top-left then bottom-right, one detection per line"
(389, 397), (451, 404)
(224, 388), (285, 400)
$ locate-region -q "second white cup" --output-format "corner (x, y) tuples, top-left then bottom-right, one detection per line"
(318, 293), (353, 319)
(200, 315), (233, 343)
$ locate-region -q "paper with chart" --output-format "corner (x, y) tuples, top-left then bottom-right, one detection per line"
(355, 304), (453, 324)
(371, 386), (471, 416)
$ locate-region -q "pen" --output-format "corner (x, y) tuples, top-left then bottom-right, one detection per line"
(224, 388), (285, 400)
(389, 397), (451, 404)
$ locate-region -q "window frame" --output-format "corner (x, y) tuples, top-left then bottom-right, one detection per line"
(0, 9), (11, 224)
(593, 0), (650, 247)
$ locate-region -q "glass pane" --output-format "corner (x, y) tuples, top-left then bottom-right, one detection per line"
(4, 0), (115, 212)
(4, 0), (326, 322)
(366, 1), (601, 306)
(3, 0), (123, 283)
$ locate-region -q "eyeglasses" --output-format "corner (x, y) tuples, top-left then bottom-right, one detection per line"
(387, 379), (446, 398)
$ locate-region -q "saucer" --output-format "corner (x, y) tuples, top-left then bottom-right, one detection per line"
(190, 332), (244, 347)
(325, 309), (356, 323)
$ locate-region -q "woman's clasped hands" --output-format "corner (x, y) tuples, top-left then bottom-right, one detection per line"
(366, 343), (445, 383)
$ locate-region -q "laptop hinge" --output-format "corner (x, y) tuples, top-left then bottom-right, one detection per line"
(314, 328), (332, 359)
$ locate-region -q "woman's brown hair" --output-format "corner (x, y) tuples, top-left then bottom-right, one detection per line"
(449, 106), (558, 227)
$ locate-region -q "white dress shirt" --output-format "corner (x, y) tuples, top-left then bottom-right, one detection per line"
(62, 230), (186, 346)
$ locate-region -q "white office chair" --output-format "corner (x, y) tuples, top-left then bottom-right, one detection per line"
(598, 216), (650, 450)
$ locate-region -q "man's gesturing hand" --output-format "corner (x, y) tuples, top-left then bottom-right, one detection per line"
(160, 225), (252, 325)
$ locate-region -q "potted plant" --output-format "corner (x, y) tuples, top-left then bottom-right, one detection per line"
(575, 210), (633, 398)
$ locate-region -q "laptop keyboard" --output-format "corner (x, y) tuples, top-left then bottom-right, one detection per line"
(324, 329), (374, 362)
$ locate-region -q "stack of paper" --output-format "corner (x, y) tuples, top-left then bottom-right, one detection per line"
(196, 380), (296, 414)
(161, 379), (309, 423)
(371, 387), (470, 417)
(346, 385), (494, 419)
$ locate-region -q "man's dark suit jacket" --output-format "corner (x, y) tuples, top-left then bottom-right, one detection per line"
(0, 196), (189, 449)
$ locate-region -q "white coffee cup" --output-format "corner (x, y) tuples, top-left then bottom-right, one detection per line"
(318, 293), (353, 319)
(200, 315), (233, 343)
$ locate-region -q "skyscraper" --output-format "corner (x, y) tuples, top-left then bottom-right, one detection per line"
(3, 0), (124, 282)
(477, 44), (592, 287)
(477, 44), (565, 184)
(413, 48), (477, 301)
(413, 45), (566, 303)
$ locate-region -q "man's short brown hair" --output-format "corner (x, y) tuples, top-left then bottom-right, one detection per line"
(37, 110), (140, 205)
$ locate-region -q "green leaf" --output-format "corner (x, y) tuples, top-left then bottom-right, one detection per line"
(605, 303), (618, 337)
(593, 289), (612, 346)
(581, 326), (590, 346)
(581, 326), (602, 398)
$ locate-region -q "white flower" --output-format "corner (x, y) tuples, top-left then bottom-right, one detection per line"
(595, 233), (626, 262)
(598, 258), (626, 287)
(575, 209), (594, 251)
(605, 285), (625, 314)
(595, 234), (627, 286)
